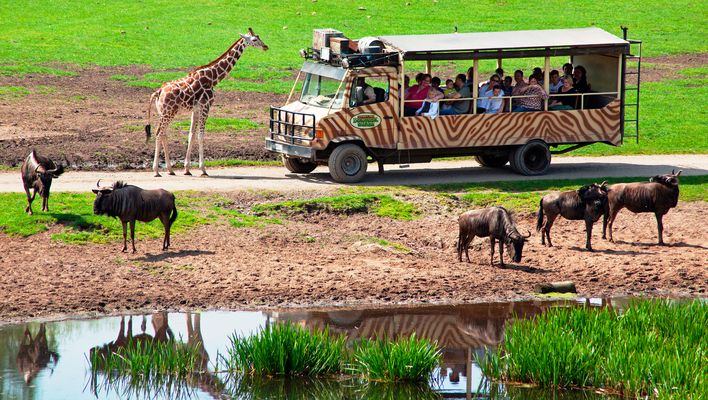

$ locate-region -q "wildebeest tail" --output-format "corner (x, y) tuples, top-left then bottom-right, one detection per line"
(145, 90), (160, 143)
(169, 203), (178, 228)
(536, 199), (544, 232)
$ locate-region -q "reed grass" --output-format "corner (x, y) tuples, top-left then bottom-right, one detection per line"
(478, 299), (707, 399)
(89, 338), (206, 378)
(221, 322), (347, 377)
(349, 333), (442, 382)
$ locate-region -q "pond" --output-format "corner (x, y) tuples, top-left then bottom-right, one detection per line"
(0, 298), (626, 400)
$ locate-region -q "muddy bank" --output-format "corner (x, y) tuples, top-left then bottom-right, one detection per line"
(1, 199), (705, 323)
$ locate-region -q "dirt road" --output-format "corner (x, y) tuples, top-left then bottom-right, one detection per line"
(1, 154), (706, 193)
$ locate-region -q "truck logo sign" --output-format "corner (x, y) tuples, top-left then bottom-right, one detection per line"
(350, 113), (381, 129)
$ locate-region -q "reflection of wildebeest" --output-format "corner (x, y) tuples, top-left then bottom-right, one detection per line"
(21, 150), (64, 215)
(603, 170), (682, 245)
(537, 183), (608, 251)
(458, 206), (530, 266)
(92, 181), (177, 252)
(16, 323), (59, 384)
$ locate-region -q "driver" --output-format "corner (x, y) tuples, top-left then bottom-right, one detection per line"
(355, 77), (376, 105)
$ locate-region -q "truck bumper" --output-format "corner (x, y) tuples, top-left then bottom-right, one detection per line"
(265, 139), (316, 159)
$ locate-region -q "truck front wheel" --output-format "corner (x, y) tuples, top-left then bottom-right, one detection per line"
(328, 144), (368, 183)
(509, 140), (551, 175)
(283, 156), (317, 173)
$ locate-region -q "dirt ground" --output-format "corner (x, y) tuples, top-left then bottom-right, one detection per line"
(0, 196), (705, 324)
(0, 54), (704, 169)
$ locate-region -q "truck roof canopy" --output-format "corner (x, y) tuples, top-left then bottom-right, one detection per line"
(378, 27), (629, 61)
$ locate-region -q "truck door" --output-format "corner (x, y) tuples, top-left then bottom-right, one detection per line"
(338, 74), (398, 149)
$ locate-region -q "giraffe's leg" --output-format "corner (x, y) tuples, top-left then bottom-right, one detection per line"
(162, 135), (175, 175)
(153, 115), (174, 177)
(184, 109), (200, 176)
(197, 101), (212, 176)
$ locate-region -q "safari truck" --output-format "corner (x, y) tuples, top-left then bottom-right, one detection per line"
(266, 27), (642, 182)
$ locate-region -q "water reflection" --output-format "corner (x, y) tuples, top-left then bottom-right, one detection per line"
(0, 298), (624, 399)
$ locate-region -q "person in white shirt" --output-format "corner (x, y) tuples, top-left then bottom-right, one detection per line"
(548, 70), (563, 93)
(484, 85), (504, 114)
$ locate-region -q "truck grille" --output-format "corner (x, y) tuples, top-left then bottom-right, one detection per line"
(269, 107), (316, 144)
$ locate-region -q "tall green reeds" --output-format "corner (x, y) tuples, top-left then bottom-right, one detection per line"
(221, 322), (442, 383)
(349, 333), (442, 382)
(478, 299), (707, 399)
(89, 339), (206, 378)
(221, 322), (346, 377)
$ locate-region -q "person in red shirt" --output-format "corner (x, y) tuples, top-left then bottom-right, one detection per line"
(404, 73), (431, 116)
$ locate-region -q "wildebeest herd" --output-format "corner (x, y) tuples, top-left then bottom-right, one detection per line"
(22, 150), (683, 259)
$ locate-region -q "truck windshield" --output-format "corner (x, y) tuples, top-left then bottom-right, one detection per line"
(299, 73), (344, 108)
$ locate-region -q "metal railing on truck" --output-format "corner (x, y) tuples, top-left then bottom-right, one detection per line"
(269, 106), (316, 144)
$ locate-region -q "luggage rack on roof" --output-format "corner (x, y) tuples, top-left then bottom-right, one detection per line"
(301, 48), (399, 69)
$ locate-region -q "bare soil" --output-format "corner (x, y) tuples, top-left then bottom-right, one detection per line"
(0, 54), (704, 169)
(1, 196), (705, 324)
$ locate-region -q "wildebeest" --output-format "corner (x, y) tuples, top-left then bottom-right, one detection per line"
(458, 206), (531, 266)
(92, 180), (177, 252)
(536, 183), (608, 251)
(21, 150), (64, 215)
(603, 170), (682, 245)
(16, 323), (59, 384)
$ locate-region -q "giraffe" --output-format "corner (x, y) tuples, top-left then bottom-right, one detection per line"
(145, 28), (268, 177)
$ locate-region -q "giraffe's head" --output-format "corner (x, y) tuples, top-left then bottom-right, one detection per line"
(241, 27), (269, 51)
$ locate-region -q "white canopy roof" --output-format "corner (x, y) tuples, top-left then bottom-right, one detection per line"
(379, 27), (627, 54)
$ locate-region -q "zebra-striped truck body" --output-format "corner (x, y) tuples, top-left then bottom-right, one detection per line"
(267, 27), (638, 182)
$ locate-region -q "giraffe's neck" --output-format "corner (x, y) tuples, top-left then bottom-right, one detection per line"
(194, 38), (247, 86)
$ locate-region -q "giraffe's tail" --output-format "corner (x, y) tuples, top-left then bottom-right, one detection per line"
(145, 90), (160, 144)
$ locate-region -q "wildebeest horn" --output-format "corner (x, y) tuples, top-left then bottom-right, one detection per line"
(523, 230), (531, 238)
(674, 170), (682, 177)
(96, 179), (101, 188)
(600, 181), (607, 186)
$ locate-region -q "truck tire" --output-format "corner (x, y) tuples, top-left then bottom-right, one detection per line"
(509, 140), (551, 175)
(283, 156), (317, 173)
(328, 143), (368, 183)
(475, 154), (509, 168)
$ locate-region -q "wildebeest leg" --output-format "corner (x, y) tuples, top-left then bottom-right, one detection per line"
(601, 204), (609, 239)
(606, 206), (622, 243)
(121, 221), (128, 252)
(498, 239), (505, 267)
(160, 213), (170, 250)
(656, 212), (665, 245)
(544, 213), (557, 247)
(24, 186), (36, 215)
(585, 218), (594, 251)
(42, 194), (48, 212)
(457, 229), (465, 262)
(464, 235), (474, 263)
(489, 237), (496, 266)
(130, 220), (137, 253)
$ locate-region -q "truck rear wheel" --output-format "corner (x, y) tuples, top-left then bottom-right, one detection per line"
(509, 140), (551, 175)
(283, 156), (317, 173)
(475, 154), (509, 168)
(328, 143), (368, 183)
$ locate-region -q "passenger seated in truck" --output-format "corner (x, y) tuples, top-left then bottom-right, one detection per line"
(562, 63), (573, 81)
(512, 77), (548, 112)
(478, 74), (501, 113)
(440, 74), (471, 115)
(573, 65), (591, 93)
(415, 79), (445, 117)
(443, 79), (456, 98)
(483, 85), (505, 114)
(405, 73), (431, 116)
(549, 75), (578, 110)
(531, 67), (544, 86)
(354, 77), (377, 106)
(549, 70), (562, 93)
(511, 70), (527, 107)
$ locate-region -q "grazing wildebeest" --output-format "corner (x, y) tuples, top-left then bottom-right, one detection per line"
(458, 206), (531, 266)
(603, 170), (682, 245)
(20, 150), (64, 215)
(537, 183), (608, 251)
(92, 180), (177, 252)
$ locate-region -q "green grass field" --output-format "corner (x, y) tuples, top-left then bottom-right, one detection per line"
(0, 1), (705, 156)
(1, 1), (705, 68)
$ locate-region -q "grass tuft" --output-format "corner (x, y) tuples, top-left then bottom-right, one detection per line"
(172, 117), (262, 133)
(349, 333), (442, 382)
(221, 322), (346, 377)
(253, 194), (419, 220)
(478, 299), (707, 398)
